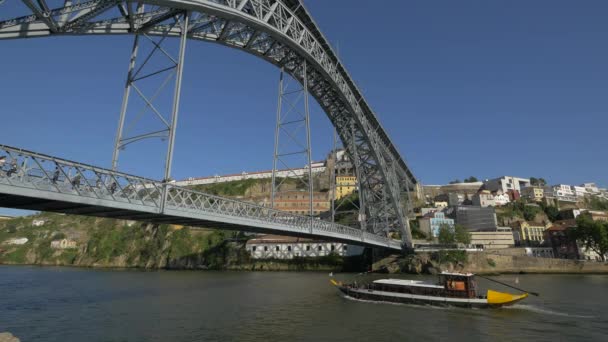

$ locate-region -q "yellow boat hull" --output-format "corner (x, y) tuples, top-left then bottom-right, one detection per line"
(487, 289), (529, 306)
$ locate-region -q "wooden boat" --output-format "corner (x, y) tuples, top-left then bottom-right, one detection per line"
(330, 272), (528, 308)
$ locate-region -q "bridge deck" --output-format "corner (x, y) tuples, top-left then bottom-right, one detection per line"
(0, 145), (401, 250)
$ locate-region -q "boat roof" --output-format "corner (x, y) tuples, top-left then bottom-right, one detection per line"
(373, 279), (444, 289)
(440, 272), (475, 277)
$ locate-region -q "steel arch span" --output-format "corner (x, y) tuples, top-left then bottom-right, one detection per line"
(1, 0), (418, 245)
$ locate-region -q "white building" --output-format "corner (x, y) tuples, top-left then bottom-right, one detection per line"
(493, 193), (510, 206)
(525, 247), (554, 258)
(245, 235), (363, 259)
(578, 245), (607, 262)
(581, 183), (600, 194)
(483, 176), (531, 195)
(50, 239), (77, 249)
(3, 237), (28, 245)
(545, 185), (577, 202)
(469, 228), (515, 249)
(32, 219), (45, 227)
(571, 186), (588, 198)
(472, 191), (495, 207)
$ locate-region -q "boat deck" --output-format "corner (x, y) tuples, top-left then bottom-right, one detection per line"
(373, 279), (444, 289)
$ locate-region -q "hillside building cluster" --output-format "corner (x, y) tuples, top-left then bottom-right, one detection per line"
(175, 153), (608, 262)
(418, 177), (608, 261)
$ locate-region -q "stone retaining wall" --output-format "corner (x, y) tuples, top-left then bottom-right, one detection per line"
(462, 252), (608, 274)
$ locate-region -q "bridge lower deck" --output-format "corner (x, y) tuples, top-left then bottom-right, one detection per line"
(0, 192), (371, 244)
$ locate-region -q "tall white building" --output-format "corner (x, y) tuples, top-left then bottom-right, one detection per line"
(581, 183), (600, 194)
(483, 176), (531, 195)
(544, 185), (577, 202)
(571, 186), (588, 198)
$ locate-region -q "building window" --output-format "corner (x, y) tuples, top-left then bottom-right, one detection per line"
(331, 245), (335, 251)
(343, 245), (348, 251)
(306, 245), (311, 251)
(287, 246), (292, 252)
(252, 246), (257, 252)
(318, 246), (323, 251)
(276, 246), (280, 251)
(264, 246), (268, 252)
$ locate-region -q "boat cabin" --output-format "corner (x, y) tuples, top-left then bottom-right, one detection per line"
(438, 272), (478, 298)
(372, 279), (445, 297)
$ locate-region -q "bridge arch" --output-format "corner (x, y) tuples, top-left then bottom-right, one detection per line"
(0, 0), (417, 244)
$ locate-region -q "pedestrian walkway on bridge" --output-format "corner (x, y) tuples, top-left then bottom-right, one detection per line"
(0, 145), (401, 250)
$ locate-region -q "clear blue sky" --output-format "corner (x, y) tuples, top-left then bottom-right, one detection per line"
(1, 0), (607, 217)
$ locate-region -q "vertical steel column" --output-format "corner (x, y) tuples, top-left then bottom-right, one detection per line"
(160, 12), (189, 213)
(351, 121), (366, 232)
(303, 60), (313, 223)
(403, 175), (414, 247)
(270, 60), (313, 231)
(163, 12), (189, 182)
(112, 34), (140, 171)
(270, 68), (283, 209)
(330, 128), (337, 223)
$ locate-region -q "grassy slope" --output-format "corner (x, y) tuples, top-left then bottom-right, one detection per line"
(0, 212), (233, 268)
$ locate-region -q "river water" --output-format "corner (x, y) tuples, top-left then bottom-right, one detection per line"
(1, 266), (607, 341)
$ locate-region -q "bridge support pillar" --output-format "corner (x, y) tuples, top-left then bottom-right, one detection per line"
(270, 60), (314, 231)
(110, 10), (190, 187)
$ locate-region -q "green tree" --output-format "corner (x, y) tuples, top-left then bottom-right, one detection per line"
(454, 224), (471, 244)
(584, 197), (608, 211)
(530, 177), (547, 186)
(522, 205), (540, 221)
(6, 223), (17, 234)
(464, 176), (479, 183)
(52, 232), (66, 240)
(449, 179), (461, 184)
(543, 205), (560, 222)
(409, 220), (427, 239)
(437, 224), (455, 245)
(570, 214), (608, 261)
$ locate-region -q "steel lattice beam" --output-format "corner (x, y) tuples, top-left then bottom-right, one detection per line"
(0, 0), (417, 246)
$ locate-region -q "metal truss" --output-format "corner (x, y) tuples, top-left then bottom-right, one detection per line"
(328, 129), (363, 227)
(270, 63), (313, 219)
(0, 144), (401, 250)
(1, 0), (417, 246)
(112, 6), (189, 186)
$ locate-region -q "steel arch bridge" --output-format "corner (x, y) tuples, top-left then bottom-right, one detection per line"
(0, 0), (418, 249)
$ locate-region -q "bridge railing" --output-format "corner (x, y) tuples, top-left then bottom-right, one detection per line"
(0, 144), (401, 248)
(0, 145), (164, 208)
(165, 185), (366, 239)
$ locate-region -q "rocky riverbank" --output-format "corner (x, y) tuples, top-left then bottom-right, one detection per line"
(0, 332), (20, 342)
